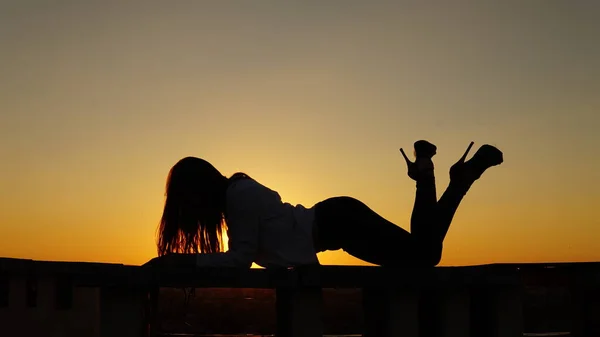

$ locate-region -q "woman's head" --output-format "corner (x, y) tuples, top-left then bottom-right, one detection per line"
(157, 157), (229, 256)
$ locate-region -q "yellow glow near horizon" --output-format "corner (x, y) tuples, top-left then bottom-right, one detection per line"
(1, 2), (599, 266)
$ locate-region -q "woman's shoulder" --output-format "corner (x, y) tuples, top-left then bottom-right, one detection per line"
(228, 176), (260, 192)
(227, 177), (265, 198)
(227, 177), (280, 205)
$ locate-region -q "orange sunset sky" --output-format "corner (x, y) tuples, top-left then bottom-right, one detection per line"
(1, 1), (598, 267)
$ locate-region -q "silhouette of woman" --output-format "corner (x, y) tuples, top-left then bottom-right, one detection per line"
(147, 141), (503, 268)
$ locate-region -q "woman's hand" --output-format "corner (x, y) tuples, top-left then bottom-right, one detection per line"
(142, 254), (197, 268)
(142, 256), (166, 268)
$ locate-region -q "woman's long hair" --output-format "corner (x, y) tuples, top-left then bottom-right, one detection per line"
(156, 156), (249, 256)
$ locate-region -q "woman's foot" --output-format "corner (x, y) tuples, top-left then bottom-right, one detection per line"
(449, 142), (503, 185)
(400, 140), (437, 181)
(414, 140), (437, 159)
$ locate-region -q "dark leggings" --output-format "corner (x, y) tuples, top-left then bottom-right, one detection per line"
(313, 177), (468, 267)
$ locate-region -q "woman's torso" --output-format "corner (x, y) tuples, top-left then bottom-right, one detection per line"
(226, 177), (319, 267)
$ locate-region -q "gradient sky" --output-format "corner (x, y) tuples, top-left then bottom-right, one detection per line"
(1, 1), (599, 267)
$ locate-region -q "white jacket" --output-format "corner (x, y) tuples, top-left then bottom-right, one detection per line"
(196, 178), (318, 268)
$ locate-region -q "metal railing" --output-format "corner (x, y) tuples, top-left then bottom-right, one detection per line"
(0, 258), (598, 337)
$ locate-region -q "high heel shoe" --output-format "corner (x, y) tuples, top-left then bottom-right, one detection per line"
(449, 142), (503, 184)
(400, 140), (437, 181)
(414, 140), (437, 159)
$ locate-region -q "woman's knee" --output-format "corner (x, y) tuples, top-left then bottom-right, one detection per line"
(419, 242), (443, 267)
(427, 251), (442, 267)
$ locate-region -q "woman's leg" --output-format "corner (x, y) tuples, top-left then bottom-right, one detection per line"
(313, 140), (443, 267)
(401, 141), (439, 245)
(433, 143), (504, 242)
(313, 142), (503, 267)
(314, 196), (436, 267)
(406, 142), (504, 245)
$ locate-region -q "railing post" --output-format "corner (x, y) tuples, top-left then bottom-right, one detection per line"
(99, 286), (149, 337)
(0, 272), (8, 308)
(570, 277), (600, 337)
(470, 285), (523, 337)
(362, 286), (420, 337)
(55, 274), (73, 310)
(276, 286), (323, 337)
(419, 287), (471, 337)
(143, 287), (159, 337)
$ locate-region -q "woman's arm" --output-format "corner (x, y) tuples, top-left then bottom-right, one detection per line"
(143, 253), (197, 268)
(194, 179), (260, 268)
(145, 180), (260, 269)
